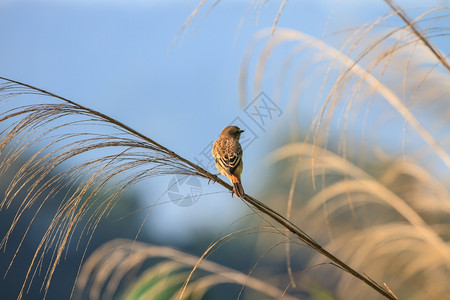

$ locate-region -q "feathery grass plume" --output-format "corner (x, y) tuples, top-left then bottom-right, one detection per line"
(268, 143), (450, 299)
(75, 238), (301, 300)
(236, 3), (450, 299)
(0, 76), (216, 299)
(239, 23), (450, 167)
(0, 76), (399, 300)
(238, 8), (450, 212)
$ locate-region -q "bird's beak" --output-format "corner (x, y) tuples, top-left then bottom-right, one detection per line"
(240, 130), (245, 133)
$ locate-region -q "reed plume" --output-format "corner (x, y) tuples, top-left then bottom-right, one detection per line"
(0, 75), (397, 299)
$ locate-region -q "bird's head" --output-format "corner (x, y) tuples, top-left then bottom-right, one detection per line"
(220, 126), (245, 139)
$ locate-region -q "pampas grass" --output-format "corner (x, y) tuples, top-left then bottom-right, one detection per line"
(0, 75), (397, 299)
(236, 1), (450, 299)
(2, 1), (450, 299)
(75, 238), (300, 300)
(0, 76), (217, 299)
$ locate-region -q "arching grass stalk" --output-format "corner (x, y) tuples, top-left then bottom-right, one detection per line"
(0, 76), (396, 300)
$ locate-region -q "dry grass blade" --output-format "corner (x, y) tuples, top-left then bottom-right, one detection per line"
(233, 2), (450, 299)
(239, 27), (450, 169)
(268, 142), (450, 299)
(177, 226), (295, 300)
(311, 224), (450, 299)
(171, 0), (209, 47)
(0, 76), (396, 299)
(75, 238), (299, 300)
(240, 194), (397, 299)
(269, 142), (450, 265)
(0, 76), (216, 299)
(384, 0), (450, 72)
(271, 0), (288, 36)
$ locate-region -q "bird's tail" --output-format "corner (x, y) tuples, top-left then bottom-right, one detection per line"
(230, 175), (245, 198)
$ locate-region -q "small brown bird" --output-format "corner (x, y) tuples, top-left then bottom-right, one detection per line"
(212, 126), (245, 198)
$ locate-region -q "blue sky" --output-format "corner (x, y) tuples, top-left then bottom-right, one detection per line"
(0, 0), (445, 243)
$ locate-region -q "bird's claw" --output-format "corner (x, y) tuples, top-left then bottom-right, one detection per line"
(208, 174), (220, 184)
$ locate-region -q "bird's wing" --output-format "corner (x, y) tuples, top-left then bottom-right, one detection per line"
(216, 144), (242, 175)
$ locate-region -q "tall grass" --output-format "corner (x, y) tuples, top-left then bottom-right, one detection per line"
(1, 1), (450, 299)
(75, 238), (300, 300)
(0, 75), (397, 299)
(0, 76), (223, 299)
(237, 2), (450, 299)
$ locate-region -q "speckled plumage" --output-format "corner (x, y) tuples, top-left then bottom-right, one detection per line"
(212, 126), (245, 198)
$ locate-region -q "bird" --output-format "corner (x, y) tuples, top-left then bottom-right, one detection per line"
(212, 125), (245, 198)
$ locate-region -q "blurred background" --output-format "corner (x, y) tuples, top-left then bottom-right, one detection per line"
(1, 0), (450, 299)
